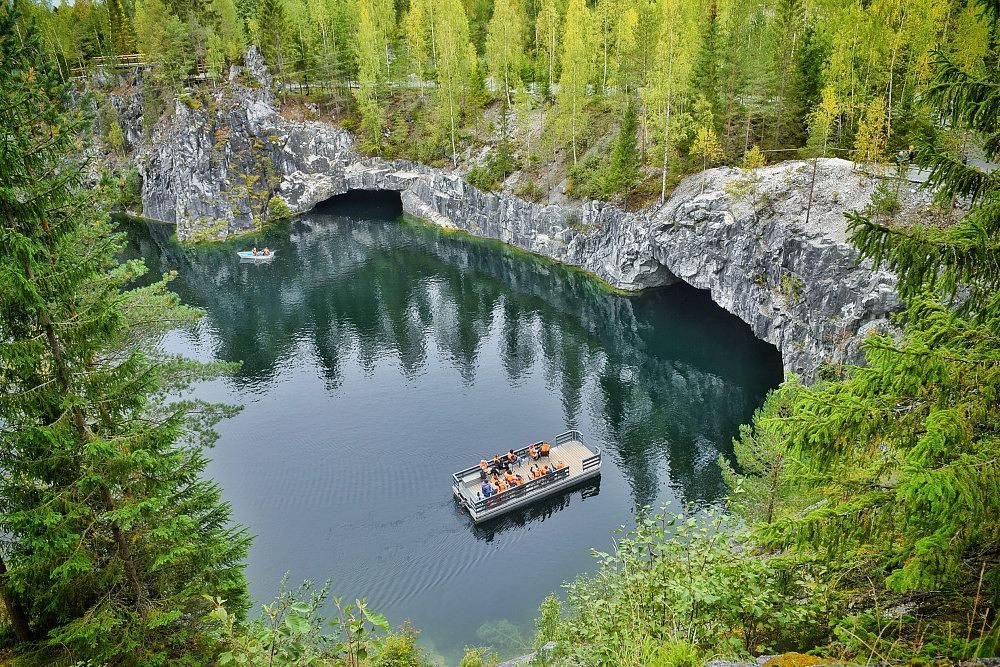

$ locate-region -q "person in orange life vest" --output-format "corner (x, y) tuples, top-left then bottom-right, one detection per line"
(555, 460), (567, 471)
(479, 459), (490, 480)
(529, 464), (540, 479)
(540, 442), (551, 457)
(497, 478), (509, 492)
(528, 444), (538, 460)
(507, 449), (518, 467)
(515, 474), (525, 485)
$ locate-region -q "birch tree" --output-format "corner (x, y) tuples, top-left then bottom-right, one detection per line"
(556, 0), (591, 165)
(534, 0), (559, 95)
(485, 0), (525, 107)
(643, 0), (695, 202)
(434, 0), (474, 166)
(355, 0), (386, 151)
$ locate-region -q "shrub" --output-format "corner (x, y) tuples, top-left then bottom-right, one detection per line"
(178, 92), (203, 110)
(370, 626), (432, 667)
(459, 647), (499, 667)
(763, 652), (827, 667)
(106, 120), (125, 153)
(515, 179), (545, 203)
(467, 164), (500, 192)
(646, 640), (703, 667)
(555, 507), (832, 662)
(266, 195), (292, 223)
(779, 271), (805, 304)
(534, 595), (561, 649)
(566, 155), (603, 199)
(867, 180), (903, 218)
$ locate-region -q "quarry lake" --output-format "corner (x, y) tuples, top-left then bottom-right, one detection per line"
(124, 193), (783, 662)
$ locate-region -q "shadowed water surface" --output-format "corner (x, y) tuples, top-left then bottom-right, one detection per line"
(123, 194), (782, 662)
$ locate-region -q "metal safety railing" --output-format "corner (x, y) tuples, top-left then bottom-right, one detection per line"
(452, 430), (601, 512)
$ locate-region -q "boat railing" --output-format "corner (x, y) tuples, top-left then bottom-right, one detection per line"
(463, 466), (572, 513)
(452, 430), (602, 513)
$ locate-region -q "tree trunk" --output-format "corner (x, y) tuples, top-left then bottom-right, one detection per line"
(0, 555), (33, 643)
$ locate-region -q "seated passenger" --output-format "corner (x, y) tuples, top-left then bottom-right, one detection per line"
(492, 453), (502, 469)
(515, 474), (525, 485)
(505, 471), (515, 485)
(262, 247), (271, 256)
(540, 465), (550, 476)
(497, 479), (508, 492)
(481, 480), (494, 497)
(480, 459), (490, 480)
(540, 442), (551, 457)
(251, 246), (258, 256)
(529, 464), (540, 479)
(528, 444), (538, 460)
(555, 460), (567, 470)
(507, 449), (518, 465)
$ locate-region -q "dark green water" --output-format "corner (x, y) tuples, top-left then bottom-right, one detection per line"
(124, 193), (782, 662)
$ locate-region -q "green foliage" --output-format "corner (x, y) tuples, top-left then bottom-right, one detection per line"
(0, 7), (250, 662)
(267, 195), (292, 222)
(601, 101), (641, 200)
(515, 178), (544, 203)
(866, 181), (903, 219)
(468, 104), (518, 192)
(557, 507), (832, 665)
(721, 378), (814, 526)
(459, 646), (500, 667)
(533, 594), (561, 649)
(777, 271), (805, 304)
(256, 0), (287, 75)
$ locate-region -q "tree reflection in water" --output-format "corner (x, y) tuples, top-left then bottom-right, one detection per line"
(121, 193), (782, 660)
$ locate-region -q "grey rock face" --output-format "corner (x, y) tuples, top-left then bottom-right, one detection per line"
(129, 54), (930, 379)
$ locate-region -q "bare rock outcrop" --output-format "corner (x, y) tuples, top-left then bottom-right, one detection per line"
(125, 51), (935, 379)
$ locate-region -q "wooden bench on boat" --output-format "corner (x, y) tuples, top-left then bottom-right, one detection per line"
(452, 430), (602, 523)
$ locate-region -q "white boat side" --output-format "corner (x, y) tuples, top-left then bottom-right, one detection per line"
(451, 430), (602, 523)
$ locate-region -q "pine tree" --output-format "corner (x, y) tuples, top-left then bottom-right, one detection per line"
(0, 5), (250, 661)
(556, 0), (591, 165)
(689, 0), (721, 123)
(256, 0), (287, 77)
(764, 0), (805, 149)
(108, 0), (137, 54)
(720, 380), (810, 526)
(601, 100), (640, 200)
(211, 0), (246, 63)
(755, 0), (1000, 631)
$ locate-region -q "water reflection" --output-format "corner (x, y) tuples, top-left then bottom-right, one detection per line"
(122, 195), (782, 660)
(127, 205), (780, 508)
(467, 478), (603, 543)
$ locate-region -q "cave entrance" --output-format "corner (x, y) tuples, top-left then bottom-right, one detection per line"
(314, 190), (403, 219)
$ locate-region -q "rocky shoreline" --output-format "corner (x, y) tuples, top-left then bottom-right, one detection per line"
(112, 50), (935, 380)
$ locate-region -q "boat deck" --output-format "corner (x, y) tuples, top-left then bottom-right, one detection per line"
(452, 431), (602, 523)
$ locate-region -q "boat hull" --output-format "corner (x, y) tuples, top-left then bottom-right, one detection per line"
(454, 467), (601, 523)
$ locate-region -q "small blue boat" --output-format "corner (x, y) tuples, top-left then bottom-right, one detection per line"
(237, 250), (276, 262)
